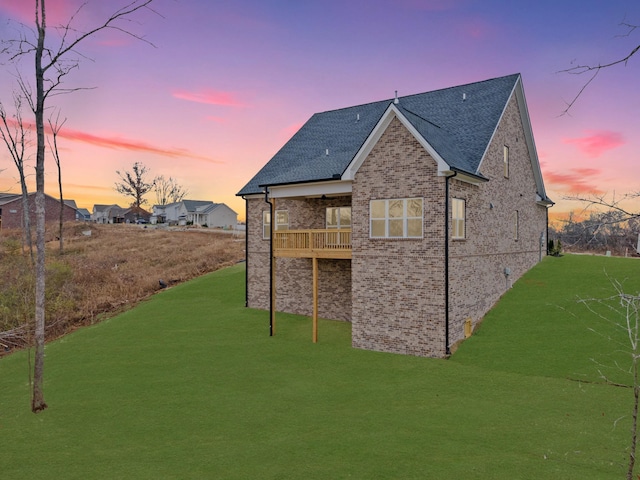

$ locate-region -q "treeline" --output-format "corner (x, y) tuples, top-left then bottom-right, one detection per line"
(549, 210), (640, 257)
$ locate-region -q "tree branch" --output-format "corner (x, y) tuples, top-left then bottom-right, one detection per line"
(559, 19), (639, 115)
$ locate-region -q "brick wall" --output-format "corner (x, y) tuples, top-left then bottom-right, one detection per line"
(447, 94), (548, 348)
(351, 116), (448, 357)
(0, 194), (77, 230)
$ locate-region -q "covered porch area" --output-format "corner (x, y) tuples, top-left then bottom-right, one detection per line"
(270, 228), (351, 343)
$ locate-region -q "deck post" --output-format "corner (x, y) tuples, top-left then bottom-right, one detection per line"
(312, 256), (318, 343)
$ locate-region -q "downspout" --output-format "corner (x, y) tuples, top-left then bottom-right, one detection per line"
(545, 205), (549, 256)
(444, 171), (457, 356)
(244, 199), (249, 307)
(264, 188), (274, 336)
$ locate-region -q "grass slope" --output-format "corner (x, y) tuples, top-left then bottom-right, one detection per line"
(1, 256), (639, 479)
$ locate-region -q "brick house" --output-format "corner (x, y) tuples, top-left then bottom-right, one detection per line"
(0, 192), (77, 230)
(237, 74), (553, 358)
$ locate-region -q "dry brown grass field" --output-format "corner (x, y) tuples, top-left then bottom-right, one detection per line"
(0, 222), (245, 353)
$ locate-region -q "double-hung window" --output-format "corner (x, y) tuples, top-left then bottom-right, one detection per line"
(370, 198), (423, 238)
(326, 207), (351, 229)
(452, 198), (465, 239)
(263, 210), (289, 239)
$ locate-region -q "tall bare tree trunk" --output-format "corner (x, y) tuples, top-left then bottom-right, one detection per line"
(58, 176), (63, 254)
(31, 0), (47, 413)
(49, 114), (66, 254)
(628, 353), (639, 480)
(0, 95), (34, 262)
(2, 0), (157, 413)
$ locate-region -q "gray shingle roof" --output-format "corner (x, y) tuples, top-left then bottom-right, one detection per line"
(182, 200), (215, 212)
(238, 74), (520, 196)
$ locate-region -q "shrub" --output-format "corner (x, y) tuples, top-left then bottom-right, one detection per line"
(548, 238), (562, 257)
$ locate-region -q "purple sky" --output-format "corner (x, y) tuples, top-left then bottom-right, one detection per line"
(0, 0), (639, 220)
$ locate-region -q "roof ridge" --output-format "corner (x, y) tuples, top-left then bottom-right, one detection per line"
(312, 73), (520, 115)
(394, 73), (520, 103)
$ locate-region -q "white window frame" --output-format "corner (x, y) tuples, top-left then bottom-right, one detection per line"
(452, 198), (465, 239)
(370, 198), (423, 239)
(263, 210), (289, 239)
(503, 145), (509, 178)
(326, 206), (351, 229)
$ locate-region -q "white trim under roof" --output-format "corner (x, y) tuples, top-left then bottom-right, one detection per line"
(443, 170), (487, 186)
(342, 103), (451, 181)
(266, 180), (352, 199)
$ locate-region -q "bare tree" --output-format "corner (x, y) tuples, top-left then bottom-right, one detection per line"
(561, 19), (639, 114)
(1, 0), (159, 413)
(0, 93), (34, 261)
(554, 204), (640, 256)
(579, 279), (640, 479)
(47, 111), (66, 254)
(564, 191), (640, 222)
(154, 174), (188, 206)
(115, 161), (155, 208)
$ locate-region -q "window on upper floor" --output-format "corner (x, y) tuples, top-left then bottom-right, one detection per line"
(326, 207), (351, 229)
(513, 210), (519, 241)
(504, 145), (510, 178)
(370, 198), (423, 238)
(452, 198), (465, 239)
(263, 210), (289, 239)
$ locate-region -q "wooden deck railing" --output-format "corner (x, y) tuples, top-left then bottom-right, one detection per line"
(273, 229), (351, 258)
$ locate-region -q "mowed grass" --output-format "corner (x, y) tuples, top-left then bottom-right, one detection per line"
(1, 255), (640, 479)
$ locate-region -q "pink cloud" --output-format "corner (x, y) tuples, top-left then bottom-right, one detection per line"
(563, 130), (625, 158)
(58, 127), (223, 164)
(545, 168), (604, 195)
(0, 1), (84, 26)
(172, 89), (246, 107)
(4, 117), (222, 164)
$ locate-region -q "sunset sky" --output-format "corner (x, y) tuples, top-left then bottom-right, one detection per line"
(0, 0), (638, 221)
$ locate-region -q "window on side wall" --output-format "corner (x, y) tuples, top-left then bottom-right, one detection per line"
(263, 210), (289, 239)
(503, 145), (509, 178)
(514, 210), (519, 241)
(452, 198), (465, 239)
(370, 198), (423, 238)
(326, 207), (351, 229)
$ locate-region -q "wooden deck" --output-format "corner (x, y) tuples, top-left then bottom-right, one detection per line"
(273, 229), (351, 259)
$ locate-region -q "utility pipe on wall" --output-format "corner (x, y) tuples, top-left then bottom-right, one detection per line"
(245, 200), (249, 307)
(264, 187), (274, 336)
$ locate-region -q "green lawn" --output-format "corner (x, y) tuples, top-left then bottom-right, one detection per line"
(1, 255), (639, 479)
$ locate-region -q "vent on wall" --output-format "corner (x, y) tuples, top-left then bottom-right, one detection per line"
(464, 318), (472, 338)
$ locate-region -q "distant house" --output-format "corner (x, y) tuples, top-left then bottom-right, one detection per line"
(123, 206), (151, 224)
(92, 204), (126, 224)
(0, 192), (76, 229)
(237, 73), (553, 358)
(151, 200), (238, 228)
(64, 200), (91, 221)
(76, 208), (91, 222)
